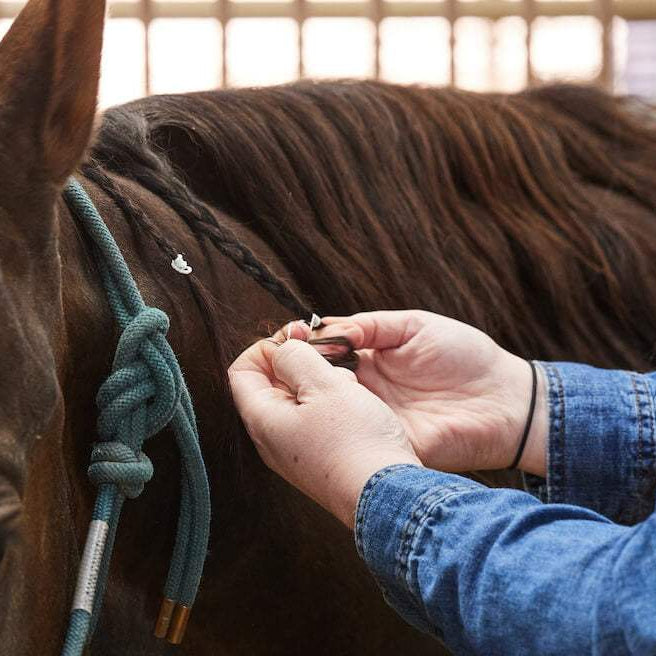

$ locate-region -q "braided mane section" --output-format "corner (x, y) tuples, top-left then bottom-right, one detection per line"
(82, 110), (310, 320)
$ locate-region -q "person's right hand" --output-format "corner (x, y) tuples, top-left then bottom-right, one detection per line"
(317, 310), (548, 476)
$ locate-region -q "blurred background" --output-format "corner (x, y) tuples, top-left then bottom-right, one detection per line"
(0, 0), (653, 107)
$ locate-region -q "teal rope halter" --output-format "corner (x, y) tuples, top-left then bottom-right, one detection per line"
(60, 178), (211, 654)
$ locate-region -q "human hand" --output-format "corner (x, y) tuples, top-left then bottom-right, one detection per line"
(317, 311), (548, 476)
(228, 324), (422, 528)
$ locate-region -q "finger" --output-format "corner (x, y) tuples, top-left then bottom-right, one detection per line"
(230, 369), (293, 420)
(235, 333), (296, 394)
(272, 339), (337, 394)
(312, 322), (364, 347)
(229, 336), (277, 378)
(270, 320), (312, 344)
(229, 339), (281, 401)
(350, 349), (389, 396)
(228, 340), (297, 425)
(320, 310), (425, 350)
(332, 366), (358, 383)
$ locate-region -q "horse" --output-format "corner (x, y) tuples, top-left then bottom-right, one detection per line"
(2, 0), (656, 654)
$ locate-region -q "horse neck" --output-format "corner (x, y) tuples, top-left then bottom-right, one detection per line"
(53, 172), (427, 655)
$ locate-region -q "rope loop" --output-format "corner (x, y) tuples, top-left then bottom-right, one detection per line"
(96, 307), (182, 440)
(88, 442), (154, 499)
(114, 307), (170, 365)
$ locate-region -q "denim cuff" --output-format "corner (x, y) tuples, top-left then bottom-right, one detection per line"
(522, 470), (548, 501)
(536, 362), (656, 524)
(355, 464), (482, 636)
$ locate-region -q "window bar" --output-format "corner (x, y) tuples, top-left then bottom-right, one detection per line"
(141, 0), (152, 96)
(1, 1), (656, 21)
(598, 0), (614, 91)
(216, 0), (229, 87)
(371, 0), (383, 79)
(297, 0), (306, 79)
(524, 0), (536, 87)
(446, 0), (457, 85)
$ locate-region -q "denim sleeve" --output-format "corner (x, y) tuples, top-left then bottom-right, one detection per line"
(524, 363), (656, 525)
(356, 464), (656, 656)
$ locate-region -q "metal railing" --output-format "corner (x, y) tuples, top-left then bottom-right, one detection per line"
(1, 0), (655, 93)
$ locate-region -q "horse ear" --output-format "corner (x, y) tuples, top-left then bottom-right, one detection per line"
(0, 0), (106, 190)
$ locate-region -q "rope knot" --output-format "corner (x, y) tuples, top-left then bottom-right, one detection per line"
(96, 307), (183, 442)
(88, 442), (153, 499)
(114, 307), (170, 365)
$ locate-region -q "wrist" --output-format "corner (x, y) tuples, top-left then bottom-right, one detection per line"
(518, 363), (548, 476)
(500, 355), (548, 476)
(327, 449), (423, 529)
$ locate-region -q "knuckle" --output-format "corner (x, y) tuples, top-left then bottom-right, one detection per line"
(274, 339), (301, 364)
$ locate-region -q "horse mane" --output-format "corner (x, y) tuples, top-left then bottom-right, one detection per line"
(84, 80), (656, 370)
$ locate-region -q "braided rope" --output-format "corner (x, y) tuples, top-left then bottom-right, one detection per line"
(60, 178), (211, 655)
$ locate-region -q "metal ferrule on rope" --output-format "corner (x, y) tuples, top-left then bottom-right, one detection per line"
(60, 178), (211, 655)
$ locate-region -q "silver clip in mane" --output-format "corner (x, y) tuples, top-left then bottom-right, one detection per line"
(309, 313), (322, 331)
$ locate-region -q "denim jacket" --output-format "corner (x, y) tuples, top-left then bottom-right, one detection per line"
(355, 363), (656, 655)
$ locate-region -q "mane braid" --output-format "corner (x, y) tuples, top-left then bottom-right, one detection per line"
(80, 163), (365, 371)
(82, 165), (178, 259)
(81, 164), (228, 368)
(82, 107), (311, 320)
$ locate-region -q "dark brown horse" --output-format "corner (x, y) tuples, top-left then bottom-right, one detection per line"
(2, 1), (656, 654)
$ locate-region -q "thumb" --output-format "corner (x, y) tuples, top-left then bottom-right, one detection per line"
(272, 339), (338, 393)
(320, 310), (423, 350)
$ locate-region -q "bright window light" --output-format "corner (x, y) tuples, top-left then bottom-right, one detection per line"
(380, 18), (451, 85)
(303, 19), (375, 79)
(150, 19), (221, 94)
(227, 19), (298, 87)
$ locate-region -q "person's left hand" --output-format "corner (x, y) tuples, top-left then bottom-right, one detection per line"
(228, 322), (422, 528)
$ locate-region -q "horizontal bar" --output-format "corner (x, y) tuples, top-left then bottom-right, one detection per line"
(113, 0), (656, 21)
(0, 0), (653, 21)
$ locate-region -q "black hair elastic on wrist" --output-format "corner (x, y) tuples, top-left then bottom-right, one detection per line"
(509, 360), (538, 470)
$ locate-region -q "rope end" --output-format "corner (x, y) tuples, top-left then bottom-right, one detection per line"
(154, 597), (176, 639)
(166, 604), (191, 645)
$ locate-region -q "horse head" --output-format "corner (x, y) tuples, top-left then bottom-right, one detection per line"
(0, 1), (105, 653)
